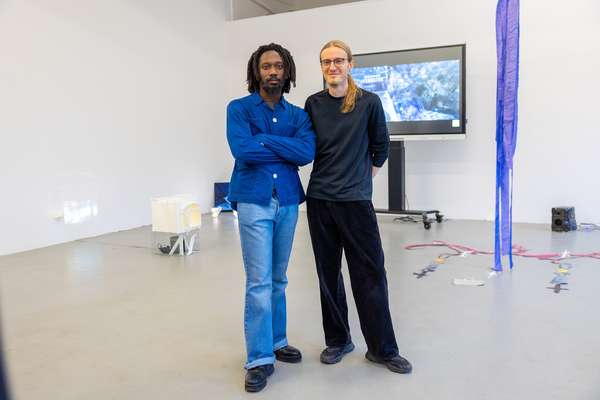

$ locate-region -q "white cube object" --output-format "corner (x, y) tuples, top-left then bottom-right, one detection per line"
(151, 195), (202, 233)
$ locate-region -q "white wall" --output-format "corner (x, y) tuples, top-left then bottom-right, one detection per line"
(513, 1), (600, 224)
(226, 0), (600, 224)
(0, 0), (232, 255)
(2, 0), (598, 255)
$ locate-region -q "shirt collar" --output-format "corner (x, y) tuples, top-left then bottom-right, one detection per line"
(251, 91), (287, 110)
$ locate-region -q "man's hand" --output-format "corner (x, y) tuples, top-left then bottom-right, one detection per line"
(372, 166), (380, 177)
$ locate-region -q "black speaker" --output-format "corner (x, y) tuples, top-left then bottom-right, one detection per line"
(552, 207), (577, 232)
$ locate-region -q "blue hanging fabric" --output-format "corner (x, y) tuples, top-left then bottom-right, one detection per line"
(494, 0), (520, 271)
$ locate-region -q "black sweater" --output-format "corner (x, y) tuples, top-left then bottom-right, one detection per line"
(304, 89), (389, 201)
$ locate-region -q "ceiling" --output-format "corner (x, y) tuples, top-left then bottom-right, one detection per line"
(232, 0), (366, 20)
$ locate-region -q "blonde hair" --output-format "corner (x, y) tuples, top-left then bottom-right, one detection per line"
(320, 40), (362, 113)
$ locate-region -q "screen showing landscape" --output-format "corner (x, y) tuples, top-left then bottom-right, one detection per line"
(352, 60), (460, 123)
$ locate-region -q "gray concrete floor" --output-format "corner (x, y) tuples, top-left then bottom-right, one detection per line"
(0, 213), (599, 399)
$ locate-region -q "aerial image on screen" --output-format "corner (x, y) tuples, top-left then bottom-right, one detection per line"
(352, 60), (460, 122)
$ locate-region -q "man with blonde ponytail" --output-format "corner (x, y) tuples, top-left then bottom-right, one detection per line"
(304, 40), (412, 374)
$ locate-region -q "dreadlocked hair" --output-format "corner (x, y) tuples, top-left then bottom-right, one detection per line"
(320, 40), (362, 113)
(246, 43), (296, 94)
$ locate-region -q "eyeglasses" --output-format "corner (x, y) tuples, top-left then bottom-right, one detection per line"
(320, 58), (347, 68)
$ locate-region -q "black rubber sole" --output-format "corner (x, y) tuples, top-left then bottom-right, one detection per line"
(245, 380), (267, 393)
(320, 342), (355, 364)
(275, 353), (302, 363)
(244, 365), (274, 393)
(365, 351), (413, 374)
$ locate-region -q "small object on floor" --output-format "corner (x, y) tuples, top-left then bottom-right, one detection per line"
(274, 345), (302, 363)
(452, 278), (485, 286)
(319, 342), (355, 364)
(157, 235), (187, 255)
(244, 364), (274, 393)
(578, 222), (600, 232)
(365, 351), (412, 374)
(413, 264), (437, 279)
(214, 182), (233, 211)
(547, 283), (569, 294)
(393, 216), (420, 224)
(488, 270), (501, 278)
(413, 270), (429, 279)
(549, 263), (571, 292)
(550, 274), (568, 285)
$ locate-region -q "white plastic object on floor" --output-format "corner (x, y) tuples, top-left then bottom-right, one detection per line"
(153, 229), (200, 256)
(151, 195), (201, 233)
(168, 233), (197, 256)
(452, 278), (485, 286)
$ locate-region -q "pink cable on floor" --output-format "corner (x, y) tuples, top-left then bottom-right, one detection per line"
(405, 240), (600, 264)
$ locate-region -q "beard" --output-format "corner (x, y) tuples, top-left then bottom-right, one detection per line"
(326, 75), (343, 87)
(261, 78), (283, 94)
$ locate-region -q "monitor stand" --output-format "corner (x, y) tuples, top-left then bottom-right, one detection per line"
(375, 140), (443, 229)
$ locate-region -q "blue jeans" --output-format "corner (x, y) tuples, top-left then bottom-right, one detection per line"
(237, 197), (299, 369)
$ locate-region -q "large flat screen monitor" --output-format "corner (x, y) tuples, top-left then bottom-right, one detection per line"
(350, 44), (466, 140)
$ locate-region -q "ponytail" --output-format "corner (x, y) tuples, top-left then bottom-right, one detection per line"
(341, 75), (362, 114)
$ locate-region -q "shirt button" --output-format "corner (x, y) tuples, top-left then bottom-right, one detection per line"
(273, 173), (278, 179)
(272, 117), (277, 123)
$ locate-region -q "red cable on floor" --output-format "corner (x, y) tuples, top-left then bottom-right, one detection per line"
(405, 240), (600, 264)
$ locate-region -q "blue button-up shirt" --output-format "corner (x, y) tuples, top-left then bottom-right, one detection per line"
(226, 92), (316, 208)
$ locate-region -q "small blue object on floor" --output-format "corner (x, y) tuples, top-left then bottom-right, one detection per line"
(214, 182), (232, 211)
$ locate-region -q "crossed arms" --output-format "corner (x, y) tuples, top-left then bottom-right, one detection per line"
(226, 101), (316, 166)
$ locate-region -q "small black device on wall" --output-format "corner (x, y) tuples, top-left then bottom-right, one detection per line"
(552, 207), (577, 232)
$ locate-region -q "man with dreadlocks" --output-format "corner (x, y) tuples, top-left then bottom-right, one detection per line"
(226, 43), (315, 393)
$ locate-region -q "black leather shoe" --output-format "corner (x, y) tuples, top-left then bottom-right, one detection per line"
(274, 345), (302, 363)
(365, 351), (412, 374)
(319, 342), (355, 364)
(244, 364), (274, 393)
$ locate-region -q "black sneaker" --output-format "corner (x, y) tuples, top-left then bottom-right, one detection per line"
(274, 345), (302, 363)
(244, 364), (274, 393)
(319, 342), (355, 364)
(365, 351), (412, 374)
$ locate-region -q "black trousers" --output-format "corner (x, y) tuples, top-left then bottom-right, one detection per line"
(306, 198), (399, 360)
